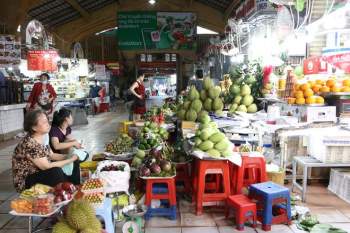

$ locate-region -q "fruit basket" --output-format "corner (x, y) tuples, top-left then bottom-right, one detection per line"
(103, 151), (135, 161)
(80, 161), (98, 172)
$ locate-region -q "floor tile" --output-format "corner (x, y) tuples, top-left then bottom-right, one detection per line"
(211, 212), (234, 227)
(145, 212), (181, 228)
(0, 213), (13, 228)
(3, 216), (44, 229)
(218, 226), (257, 233)
(181, 212), (216, 227)
(289, 224), (308, 233)
(256, 224), (293, 233)
(0, 229), (29, 233)
(0, 200), (11, 214)
(309, 207), (350, 223)
(182, 227), (219, 233)
(328, 223), (350, 232)
(0, 191), (16, 201)
(145, 227), (181, 233)
(179, 200), (195, 213)
(339, 208), (350, 219)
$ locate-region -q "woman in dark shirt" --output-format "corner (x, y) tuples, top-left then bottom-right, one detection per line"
(49, 108), (82, 154)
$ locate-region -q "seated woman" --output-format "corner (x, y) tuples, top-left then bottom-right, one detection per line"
(49, 108), (82, 154)
(12, 110), (79, 192)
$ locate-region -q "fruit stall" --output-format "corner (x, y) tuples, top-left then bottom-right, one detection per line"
(9, 58), (350, 232)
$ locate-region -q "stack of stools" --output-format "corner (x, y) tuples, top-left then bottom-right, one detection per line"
(144, 177), (177, 220)
(225, 194), (257, 231)
(175, 163), (191, 193)
(193, 159), (231, 215)
(234, 156), (268, 194)
(249, 181), (292, 231)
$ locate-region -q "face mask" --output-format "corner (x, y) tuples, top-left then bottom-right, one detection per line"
(41, 80), (48, 85)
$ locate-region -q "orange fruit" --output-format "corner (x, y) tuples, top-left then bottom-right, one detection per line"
(316, 96), (325, 104)
(312, 84), (321, 93)
(316, 79), (325, 85)
(304, 89), (314, 97)
(306, 96), (316, 105)
(294, 84), (301, 91)
(308, 81), (315, 86)
(300, 83), (311, 91)
(320, 86), (330, 93)
(341, 86), (350, 92)
(296, 97), (306, 105)
(331, 86), (341, 92)
(343, 79), (350, 87)
(287, 97), (296, 104)
(295, 90), (304, 99)
(326, 79), (336, 88)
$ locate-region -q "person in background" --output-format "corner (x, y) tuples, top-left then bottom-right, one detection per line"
(89, 80), (101, 114)
(12, 110), (79, 192)
(49, 108), (82, 154)
(26, 73), (57, 114)
(129, 70), (146, 121)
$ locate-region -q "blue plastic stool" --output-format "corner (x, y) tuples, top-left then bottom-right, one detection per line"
(95, 198), (115, 233)
(145, 179), (177, 220)
(249, 182), (291, 231)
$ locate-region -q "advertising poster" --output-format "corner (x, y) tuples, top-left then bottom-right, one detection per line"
(0, 35), (21, 67)
(117, 11), (196, 50)
(27, 50), (59, 72)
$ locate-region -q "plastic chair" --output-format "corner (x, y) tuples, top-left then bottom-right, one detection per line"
(225, 194), (257, 231)
(235, 156), (268, 194)
(249, 181), (292, 231)
(194, 159), (231, 215)
(95, 198), (115, 233)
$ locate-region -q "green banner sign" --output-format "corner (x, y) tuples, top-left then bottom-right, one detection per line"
(117, 11), (196, 50)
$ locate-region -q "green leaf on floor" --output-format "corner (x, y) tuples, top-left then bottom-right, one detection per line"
(310, 224), (347, 233)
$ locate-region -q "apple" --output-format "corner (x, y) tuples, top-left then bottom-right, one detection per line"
(62, 182), (75, 193)
(54, 195), (63, 203)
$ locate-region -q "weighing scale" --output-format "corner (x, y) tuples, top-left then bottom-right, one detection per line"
(121, 205), (147, 233)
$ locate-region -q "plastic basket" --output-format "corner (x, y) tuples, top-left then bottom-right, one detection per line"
(80, 161), (98, 172)
(267, 170), (285, 186)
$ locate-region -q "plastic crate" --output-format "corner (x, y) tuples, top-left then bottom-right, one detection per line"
(328, 168), (350, 203)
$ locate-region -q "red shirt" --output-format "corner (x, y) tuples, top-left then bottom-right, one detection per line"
(28, 82), (57, 109)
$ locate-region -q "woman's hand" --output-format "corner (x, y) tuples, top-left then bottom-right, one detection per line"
(71, 155), (79, 162)
(73, 141), (82, 149)
(137, 94), (143, 99)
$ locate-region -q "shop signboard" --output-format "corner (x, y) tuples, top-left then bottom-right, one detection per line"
(0, 35), (21, 67)
(324, 52), (350, 74)
(117, 11), (196, 50)
(303, 57), (320, 75)
(95, 64), (106, 80)
(27, 50), (59, 72)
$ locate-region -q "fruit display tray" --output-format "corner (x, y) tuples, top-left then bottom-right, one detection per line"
(10, 205), (61, 217)
(104, 152), (134, 161)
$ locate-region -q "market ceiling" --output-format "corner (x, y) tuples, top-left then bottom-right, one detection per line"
(2, 0), (240, 43)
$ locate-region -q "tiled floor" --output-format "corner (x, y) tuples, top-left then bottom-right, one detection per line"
(0, 105), (349, 232)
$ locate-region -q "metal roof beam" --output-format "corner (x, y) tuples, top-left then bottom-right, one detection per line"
(64, 0), (90, 19)
(224, 0), (239, 20)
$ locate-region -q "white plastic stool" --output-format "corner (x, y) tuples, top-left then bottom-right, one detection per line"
(95, 198), (115, 233)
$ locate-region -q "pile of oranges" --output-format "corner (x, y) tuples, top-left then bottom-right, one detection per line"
(287, 78), (350, 105)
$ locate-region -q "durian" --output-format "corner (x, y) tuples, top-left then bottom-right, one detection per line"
(81, 217), (102, 233)
(66, 200), (90, 230)
(52, 221), (77, 233)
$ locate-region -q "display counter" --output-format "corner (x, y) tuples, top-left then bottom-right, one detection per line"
(0, 103), (26, 141)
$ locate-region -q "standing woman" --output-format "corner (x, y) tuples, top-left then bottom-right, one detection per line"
(12, 110), (79, 192)
(26, 73), (57, 114)
(129, 71), (146, 120)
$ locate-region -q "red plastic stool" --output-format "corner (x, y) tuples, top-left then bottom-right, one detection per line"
(192, 159), (221, 203)
(145, 178), (176, 206)
(235, 156), (267, 194)
(195, 160), (231, 215)
(175, 163), (191, 193)
(225, 194), (257, 231)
